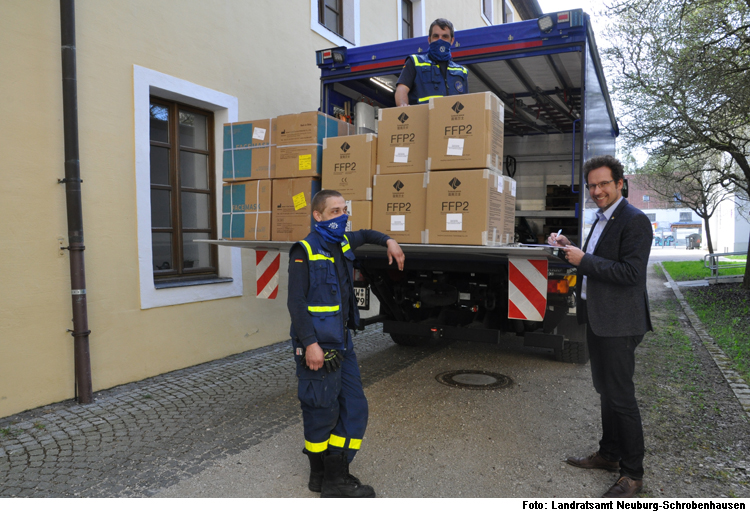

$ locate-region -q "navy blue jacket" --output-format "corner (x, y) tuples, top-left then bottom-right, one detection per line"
(288, 229), (390, 349)
(402, 54), (468, 105)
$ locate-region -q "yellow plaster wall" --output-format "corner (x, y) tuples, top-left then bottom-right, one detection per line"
(0, 0), (513, 419)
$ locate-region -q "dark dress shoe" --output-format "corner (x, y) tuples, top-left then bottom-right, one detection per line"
(602, 476), (643, 498)
(566, 451), (620, 472)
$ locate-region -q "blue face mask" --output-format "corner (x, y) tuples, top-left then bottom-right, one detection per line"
(428, 38), (452, 62)
(315, 214), (348, 244)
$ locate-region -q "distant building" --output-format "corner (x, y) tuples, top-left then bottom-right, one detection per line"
(626, 177), (703, 247)
(708, 196), (750, 253)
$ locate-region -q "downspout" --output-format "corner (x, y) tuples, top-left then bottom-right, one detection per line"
(60, 0), (93, 404)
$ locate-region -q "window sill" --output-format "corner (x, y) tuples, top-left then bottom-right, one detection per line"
(154, 277), (234, 290)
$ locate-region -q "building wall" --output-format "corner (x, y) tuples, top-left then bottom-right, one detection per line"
(710, 197), (750, 253)
(0, 1), (517, 418)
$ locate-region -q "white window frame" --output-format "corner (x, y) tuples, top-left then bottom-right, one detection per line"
(133, 65), (242, 310)
(504, 0), (515, 23)
(398, 0), (425, 39)
(481, 0), (493, 26)
(311, 0), (360, 47)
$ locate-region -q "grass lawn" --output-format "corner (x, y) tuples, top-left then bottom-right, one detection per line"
(661, 260), (746, 281)
(681, 284), (750, 386)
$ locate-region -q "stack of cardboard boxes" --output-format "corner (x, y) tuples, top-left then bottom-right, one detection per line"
(371, 92), (514, 246)
(424, 92), (513, 245)
(222, 112), (352, 241)
(322, 133), (377, 232)
(371, 104), (429, 243)
(222, 118), (275, 241)
(221, 92), (514, 246)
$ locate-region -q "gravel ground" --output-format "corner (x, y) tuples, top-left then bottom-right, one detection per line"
(156, 255), (750, 498)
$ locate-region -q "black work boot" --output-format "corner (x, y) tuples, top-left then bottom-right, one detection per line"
(321, 452), (375, 498)
(302, 449), (325, 492)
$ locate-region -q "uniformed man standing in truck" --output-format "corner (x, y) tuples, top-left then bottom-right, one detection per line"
(394, 18), (469, 106)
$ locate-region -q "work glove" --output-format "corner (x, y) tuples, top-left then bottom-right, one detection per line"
(323, 349), (343, 373)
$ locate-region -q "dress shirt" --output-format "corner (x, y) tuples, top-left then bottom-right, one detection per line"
(581, 196), (624, 300)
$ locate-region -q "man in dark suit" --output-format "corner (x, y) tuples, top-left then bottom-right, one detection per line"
(548, 155), (653, 498)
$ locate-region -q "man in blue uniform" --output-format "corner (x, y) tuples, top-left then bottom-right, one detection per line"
(395, 18), (469, 106)
(287, 189), (405, 498)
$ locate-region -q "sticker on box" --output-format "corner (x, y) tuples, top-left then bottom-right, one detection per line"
(446, 213), (463, 231)
(299, 154), (312, 171)
(252, 127), (266, 141)
(390, 215), (406, 232)
(293, 192), (307, 211)
(393, 147), (409, 163)
(446, 138), (464, 156)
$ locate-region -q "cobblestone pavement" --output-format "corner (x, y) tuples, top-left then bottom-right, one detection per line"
(0, 325), (442, 497)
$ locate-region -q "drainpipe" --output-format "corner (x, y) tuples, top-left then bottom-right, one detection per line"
(60, 0), (93, 404)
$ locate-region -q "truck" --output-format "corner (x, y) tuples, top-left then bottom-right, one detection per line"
(211, 10), (618, 364)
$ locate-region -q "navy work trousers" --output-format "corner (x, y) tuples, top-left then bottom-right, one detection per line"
(294, 330), (368, 463)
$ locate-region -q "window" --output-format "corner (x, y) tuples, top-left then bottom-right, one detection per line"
(311, 0), (359, 46)
(319, 0), (343, 36)
(643, 195), (650, 201)
(504, 0), (515, 23)
(482, 0), (493, 24)
(680, 212), (693, 222)
(134, 65), (241, 310)
(646, 213), (656, 222)
(398, 0), (424, 39)
(401, 0), (413, 39)
(150, 98), (217, 281)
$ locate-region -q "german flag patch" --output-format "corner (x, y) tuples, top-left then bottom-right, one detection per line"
(294, 259), (304, 263)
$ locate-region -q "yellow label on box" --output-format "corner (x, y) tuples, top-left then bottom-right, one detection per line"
(293, 192), (307, 211)
(299, 154), (312, 171)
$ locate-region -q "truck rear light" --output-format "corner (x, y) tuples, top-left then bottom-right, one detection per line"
(353, 269), (364, 281)
(547, 279), (570, 294)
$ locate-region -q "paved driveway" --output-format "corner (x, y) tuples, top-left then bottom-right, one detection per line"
(2, 247), (747, 498)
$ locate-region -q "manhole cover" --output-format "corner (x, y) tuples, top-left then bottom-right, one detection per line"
(436, 370), (513, 390)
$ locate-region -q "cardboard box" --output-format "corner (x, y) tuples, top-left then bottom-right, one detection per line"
(372, 173), (427, 244)
(222, 119), (276, 181)
(322, 134), (377, 200)
(271, 177), (321, 241)
(345, 200), (372, 231)
(221, 180), (272, 240)
(424, 169), (505, 246)
(275, 112), (352, 178)
(427, 92), (504, 172)
(376, 105), (429, 175)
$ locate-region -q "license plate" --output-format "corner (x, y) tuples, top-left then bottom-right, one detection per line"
(354, 286), (370, 309)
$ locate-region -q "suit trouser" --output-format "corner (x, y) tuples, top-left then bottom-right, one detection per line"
(583, 302), (645, 480)
(294, 330), (368, 463)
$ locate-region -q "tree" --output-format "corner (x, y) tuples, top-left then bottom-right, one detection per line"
(602, 0), (750, 286)
(635, 153), (736, 254)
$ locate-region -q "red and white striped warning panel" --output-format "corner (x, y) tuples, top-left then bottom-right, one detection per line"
(256, 250), (280, 299)
(508, 258), (548, 321)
